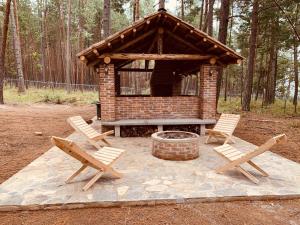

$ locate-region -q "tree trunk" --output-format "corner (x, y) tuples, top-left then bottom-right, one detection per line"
(181, 0), (184, 20)
(38, 0), (46, 82)
(255, 54), (264, 101)
(103, 0), (111, 38)
(264, 24), (277, 105)
(199, 0), (204, 29)
(242, 0), (259, 111)
(159, 0), (165, 9)
(0, 0), (12, 104)
(133, 0), (140, 22)
(65, 0), (71, 92)
(10, 0), (25, 93)
(218, 0), (230, 44)
(203, 0), (215, 36)
(293, 38), (299, 113)
(217, 0), (230, 102)
(203, 0), (208, 30)
(284, 73), (292, 113)
(224, 3), (234, 102)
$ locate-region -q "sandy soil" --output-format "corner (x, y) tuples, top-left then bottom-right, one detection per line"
(0, 104), (299, 225)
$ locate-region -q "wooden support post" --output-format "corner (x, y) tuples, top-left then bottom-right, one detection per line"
(157, 125), (163, 132)
(157, 27), (164, 54)
(200, 125), (206, 136)
(115, 126), (121, 137)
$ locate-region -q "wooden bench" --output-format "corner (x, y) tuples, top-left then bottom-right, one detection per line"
(101, 118), (216, 137)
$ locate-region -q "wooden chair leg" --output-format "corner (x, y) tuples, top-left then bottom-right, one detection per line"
(224, 136), (234, 144)
(205, 135), (212, 144)
(82, 171), (104, 191)
(66, 165), (87, 184)
(101, 138), (112, 147)
(248, 160), (269, 177)
(236, 166), (259, 184)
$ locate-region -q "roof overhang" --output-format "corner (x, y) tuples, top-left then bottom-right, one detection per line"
(77, 10), (244, 69)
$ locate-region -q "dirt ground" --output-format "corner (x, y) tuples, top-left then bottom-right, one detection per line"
(0, 104), (299, 225)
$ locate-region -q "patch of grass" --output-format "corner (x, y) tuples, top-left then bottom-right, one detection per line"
(218, 97), (300, 117)
(4, 86), (98, 105)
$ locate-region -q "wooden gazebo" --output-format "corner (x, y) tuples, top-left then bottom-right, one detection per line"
(77, 9), (243, 136)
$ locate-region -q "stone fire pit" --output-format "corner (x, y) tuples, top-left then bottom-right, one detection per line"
(151, 131), (200, 161)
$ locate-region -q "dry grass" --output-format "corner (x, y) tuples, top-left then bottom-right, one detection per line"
(4, 86), (299, 117)
(218, 97), (300, 117)
(4, 86), (98, 105)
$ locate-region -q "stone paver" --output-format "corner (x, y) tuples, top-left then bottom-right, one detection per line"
(0, 130), (300, 211)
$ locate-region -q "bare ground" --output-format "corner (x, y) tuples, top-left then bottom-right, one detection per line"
(0, 104), (299, 225)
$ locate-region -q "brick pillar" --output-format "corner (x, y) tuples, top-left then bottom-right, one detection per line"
(199, 65), (218, 119)
(99, 64), (116, 121)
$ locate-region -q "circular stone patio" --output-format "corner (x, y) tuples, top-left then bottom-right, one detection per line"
(0, 125), (300, 211)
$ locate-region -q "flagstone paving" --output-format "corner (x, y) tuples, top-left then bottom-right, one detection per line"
(0, 127), (300, 211)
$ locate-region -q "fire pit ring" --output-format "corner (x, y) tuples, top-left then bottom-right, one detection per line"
(151, 131), (200, 161)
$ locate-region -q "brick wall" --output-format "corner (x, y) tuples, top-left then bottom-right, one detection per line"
(99, 64), (116, 121)
(99, 63), (218, 122)
(115, 96), (200, 120)
(199, 65), (218, 119)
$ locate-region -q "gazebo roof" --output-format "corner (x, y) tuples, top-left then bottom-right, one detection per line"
(77, 10), (244, 69)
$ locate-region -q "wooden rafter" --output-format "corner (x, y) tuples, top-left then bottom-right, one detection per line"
(98, 53), (212, 61)
(165, 30), (202, 53)
(114, 29), (156, 52)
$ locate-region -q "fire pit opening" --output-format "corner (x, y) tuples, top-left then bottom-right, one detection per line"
(151, 131), (200, 161)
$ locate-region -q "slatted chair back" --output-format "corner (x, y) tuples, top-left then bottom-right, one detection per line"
(213, 114), (241, 135)
(51, 136), (107, 170)
(67, 116), (99, 139)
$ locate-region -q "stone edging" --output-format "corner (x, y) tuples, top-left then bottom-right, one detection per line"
(0, 194), (299, 212)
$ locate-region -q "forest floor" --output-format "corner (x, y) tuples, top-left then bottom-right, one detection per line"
(0, 104), (299, 225)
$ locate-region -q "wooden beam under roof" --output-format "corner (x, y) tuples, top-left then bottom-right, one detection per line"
(165, 30), (202, 53)
(98, 53), (212, 61)
(118, 68), (153, 72)
(114, 29), (156, 52)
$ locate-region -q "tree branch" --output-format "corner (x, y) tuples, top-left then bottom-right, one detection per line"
(272, 0), (300, 41)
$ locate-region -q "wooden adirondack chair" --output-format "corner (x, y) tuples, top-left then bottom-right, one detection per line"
(213, 134), (287, 184)
(205, 113), (240, 144)
(67, 116), (114, 149)
(51, 136), (126, 191)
